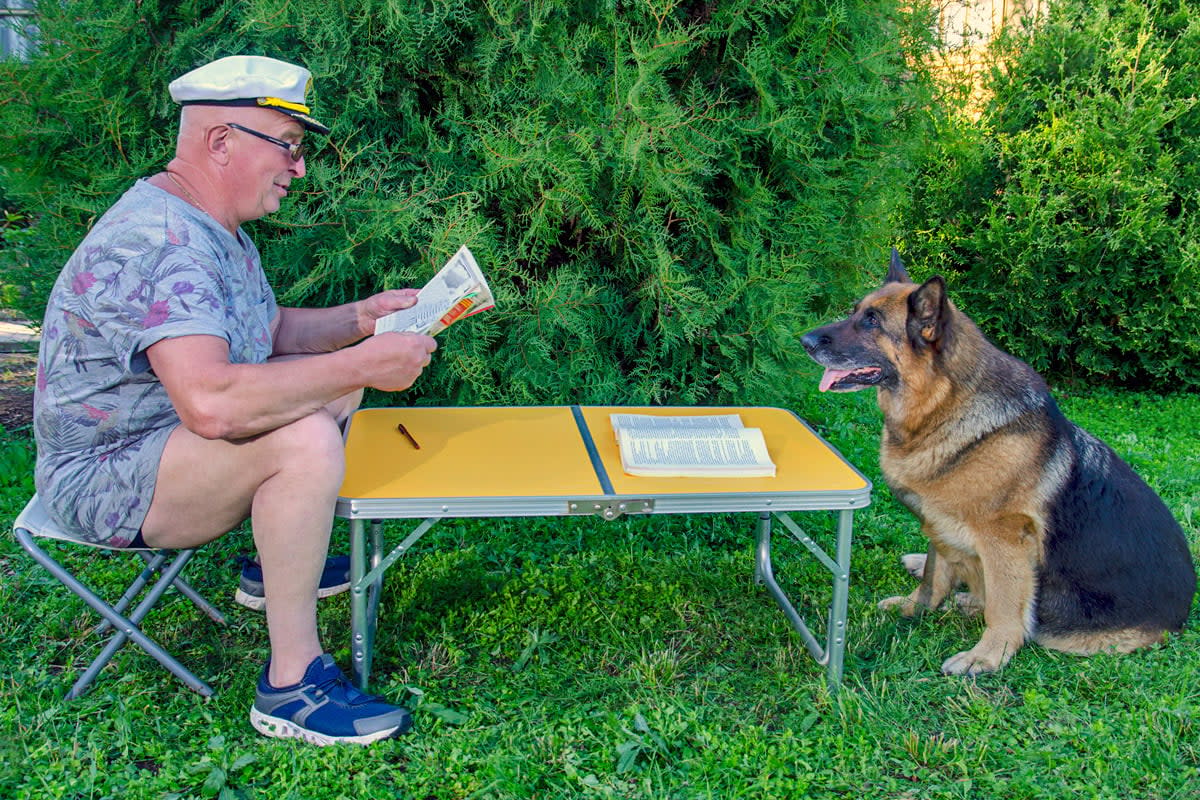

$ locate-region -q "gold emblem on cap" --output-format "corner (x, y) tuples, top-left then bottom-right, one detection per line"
(257, 97), (312, 114)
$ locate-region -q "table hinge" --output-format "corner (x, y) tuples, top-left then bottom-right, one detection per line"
(567, 499), (655, 520)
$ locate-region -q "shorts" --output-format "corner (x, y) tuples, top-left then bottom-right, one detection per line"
(35, 424), (176, 548)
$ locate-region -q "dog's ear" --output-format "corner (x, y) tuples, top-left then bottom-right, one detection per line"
(885, 248), (909, 284)
(907, 275), (950, 350)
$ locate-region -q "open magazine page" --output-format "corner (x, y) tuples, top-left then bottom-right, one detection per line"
(374, 246), (495, 336)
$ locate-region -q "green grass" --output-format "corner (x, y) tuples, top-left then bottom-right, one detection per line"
(1, 388), (1198, 799)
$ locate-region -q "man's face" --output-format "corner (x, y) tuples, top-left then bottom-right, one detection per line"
(224, 109), (306, 223)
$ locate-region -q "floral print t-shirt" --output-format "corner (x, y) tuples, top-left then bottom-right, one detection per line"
(34, 179), (278, 545)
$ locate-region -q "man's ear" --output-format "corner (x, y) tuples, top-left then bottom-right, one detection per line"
(884, 247), (909, 284)
(205, 124), (233, 165)
(907, 275), (950, 350)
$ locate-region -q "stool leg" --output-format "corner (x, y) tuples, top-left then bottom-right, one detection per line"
(94, 552), (171, 634)
(14, 530), (215, 698)
(167, 576), (228, 625)
(67, 549), (213, 698)
(95, 552), (226, 632)
(136, 552), (228, 625)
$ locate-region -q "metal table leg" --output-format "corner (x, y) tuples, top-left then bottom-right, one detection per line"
(754, 509), (854, 689)
(350, 518), (371, 688)
(349, 516), (442, 689)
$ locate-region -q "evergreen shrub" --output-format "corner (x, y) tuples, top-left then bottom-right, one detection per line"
(0, 0), (934, 407)
(901, 0), (1200, 389)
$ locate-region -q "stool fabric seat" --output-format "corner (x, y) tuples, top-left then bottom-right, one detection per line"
(12, 493), (227, 698)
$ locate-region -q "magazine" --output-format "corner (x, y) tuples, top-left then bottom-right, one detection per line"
(373, 245), (496, 336)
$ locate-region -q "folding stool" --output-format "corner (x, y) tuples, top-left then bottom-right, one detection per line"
(12, 493), (227, 698)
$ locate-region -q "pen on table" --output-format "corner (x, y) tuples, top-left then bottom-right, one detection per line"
(397, 423), (421, 450)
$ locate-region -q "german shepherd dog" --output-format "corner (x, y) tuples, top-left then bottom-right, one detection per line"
(801, 250), (1196, 675)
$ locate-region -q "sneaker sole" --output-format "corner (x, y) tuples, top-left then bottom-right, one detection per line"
(249, 706), (409, 746)
(234, 581), (352, 612)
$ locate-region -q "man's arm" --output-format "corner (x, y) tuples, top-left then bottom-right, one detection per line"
(147, 329), (435, 441)
(271, 289), (421, 355)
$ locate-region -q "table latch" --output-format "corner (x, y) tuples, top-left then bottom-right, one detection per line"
(568, 499), (655, 519)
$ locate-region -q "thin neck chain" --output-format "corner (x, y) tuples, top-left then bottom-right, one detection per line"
(165, 171), (212, 217)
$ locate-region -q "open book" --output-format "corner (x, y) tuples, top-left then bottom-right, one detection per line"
(374, 246), (496, 336)
(610, 413), (777, 478)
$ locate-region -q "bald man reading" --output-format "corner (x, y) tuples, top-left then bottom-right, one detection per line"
(34, 55), (432, 745)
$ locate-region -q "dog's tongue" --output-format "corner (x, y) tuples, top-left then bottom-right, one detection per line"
(819, 368), (854, 392)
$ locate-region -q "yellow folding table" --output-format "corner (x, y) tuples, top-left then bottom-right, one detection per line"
(336, 406), (871, 689)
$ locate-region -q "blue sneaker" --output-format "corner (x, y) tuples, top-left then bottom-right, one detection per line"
(235, 555), (352, 611)
(250, 654), (413, 745)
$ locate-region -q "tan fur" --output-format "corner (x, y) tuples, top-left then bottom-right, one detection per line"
(805, 262), (1195, 674)
(840, 283), (1054, 673)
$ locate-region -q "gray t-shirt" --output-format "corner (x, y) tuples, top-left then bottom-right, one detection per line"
(34, 179), (278, 545)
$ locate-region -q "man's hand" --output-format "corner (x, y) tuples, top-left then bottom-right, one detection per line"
(274, 289), (423, 356)
(355, 289), (421, 338)
(355, 331), (438, 392)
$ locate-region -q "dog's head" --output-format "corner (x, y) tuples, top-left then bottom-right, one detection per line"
(801, 249), (953, 393)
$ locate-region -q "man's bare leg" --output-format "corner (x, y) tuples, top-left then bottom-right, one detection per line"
(140, 408), (346, 687)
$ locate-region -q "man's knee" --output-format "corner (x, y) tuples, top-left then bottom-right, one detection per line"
(268, 410), (346, 486)
(329, 388), (364, 428)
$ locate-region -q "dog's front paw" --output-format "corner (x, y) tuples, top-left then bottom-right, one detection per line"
(940, 641), (1016, 676)
(878, 594), (921, 617)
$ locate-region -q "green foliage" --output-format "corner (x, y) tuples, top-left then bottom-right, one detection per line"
(1, 388), (1198, 798)
(0, 0), (935, 408)
(899, 0), (1200, 389)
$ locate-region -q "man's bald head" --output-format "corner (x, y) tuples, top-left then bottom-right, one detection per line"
(175, 105), (305, 161)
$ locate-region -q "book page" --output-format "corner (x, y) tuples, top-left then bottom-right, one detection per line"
(374, 246), (495, 335)
(617, 427), (776, 477)
(610, 413), (745, 438)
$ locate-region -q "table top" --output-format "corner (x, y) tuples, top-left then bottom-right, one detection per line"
(336, 406), (871, 519)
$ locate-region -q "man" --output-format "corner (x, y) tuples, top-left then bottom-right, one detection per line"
(33, 55), (435, 745)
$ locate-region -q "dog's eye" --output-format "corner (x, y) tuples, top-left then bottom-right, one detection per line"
(860, 310), (880, 329)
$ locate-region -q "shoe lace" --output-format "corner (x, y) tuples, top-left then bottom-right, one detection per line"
(311, 670), (382, 707)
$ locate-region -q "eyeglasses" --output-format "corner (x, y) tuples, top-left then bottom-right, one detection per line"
(226, 122), (307, 162)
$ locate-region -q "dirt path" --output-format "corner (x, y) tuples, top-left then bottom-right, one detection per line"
(0, 352), (35, 431)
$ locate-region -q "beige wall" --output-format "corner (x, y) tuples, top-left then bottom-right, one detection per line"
(926, 0), (1048, 114)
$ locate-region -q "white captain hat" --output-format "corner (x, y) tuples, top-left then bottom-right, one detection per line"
(168, 55), (330, 134)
